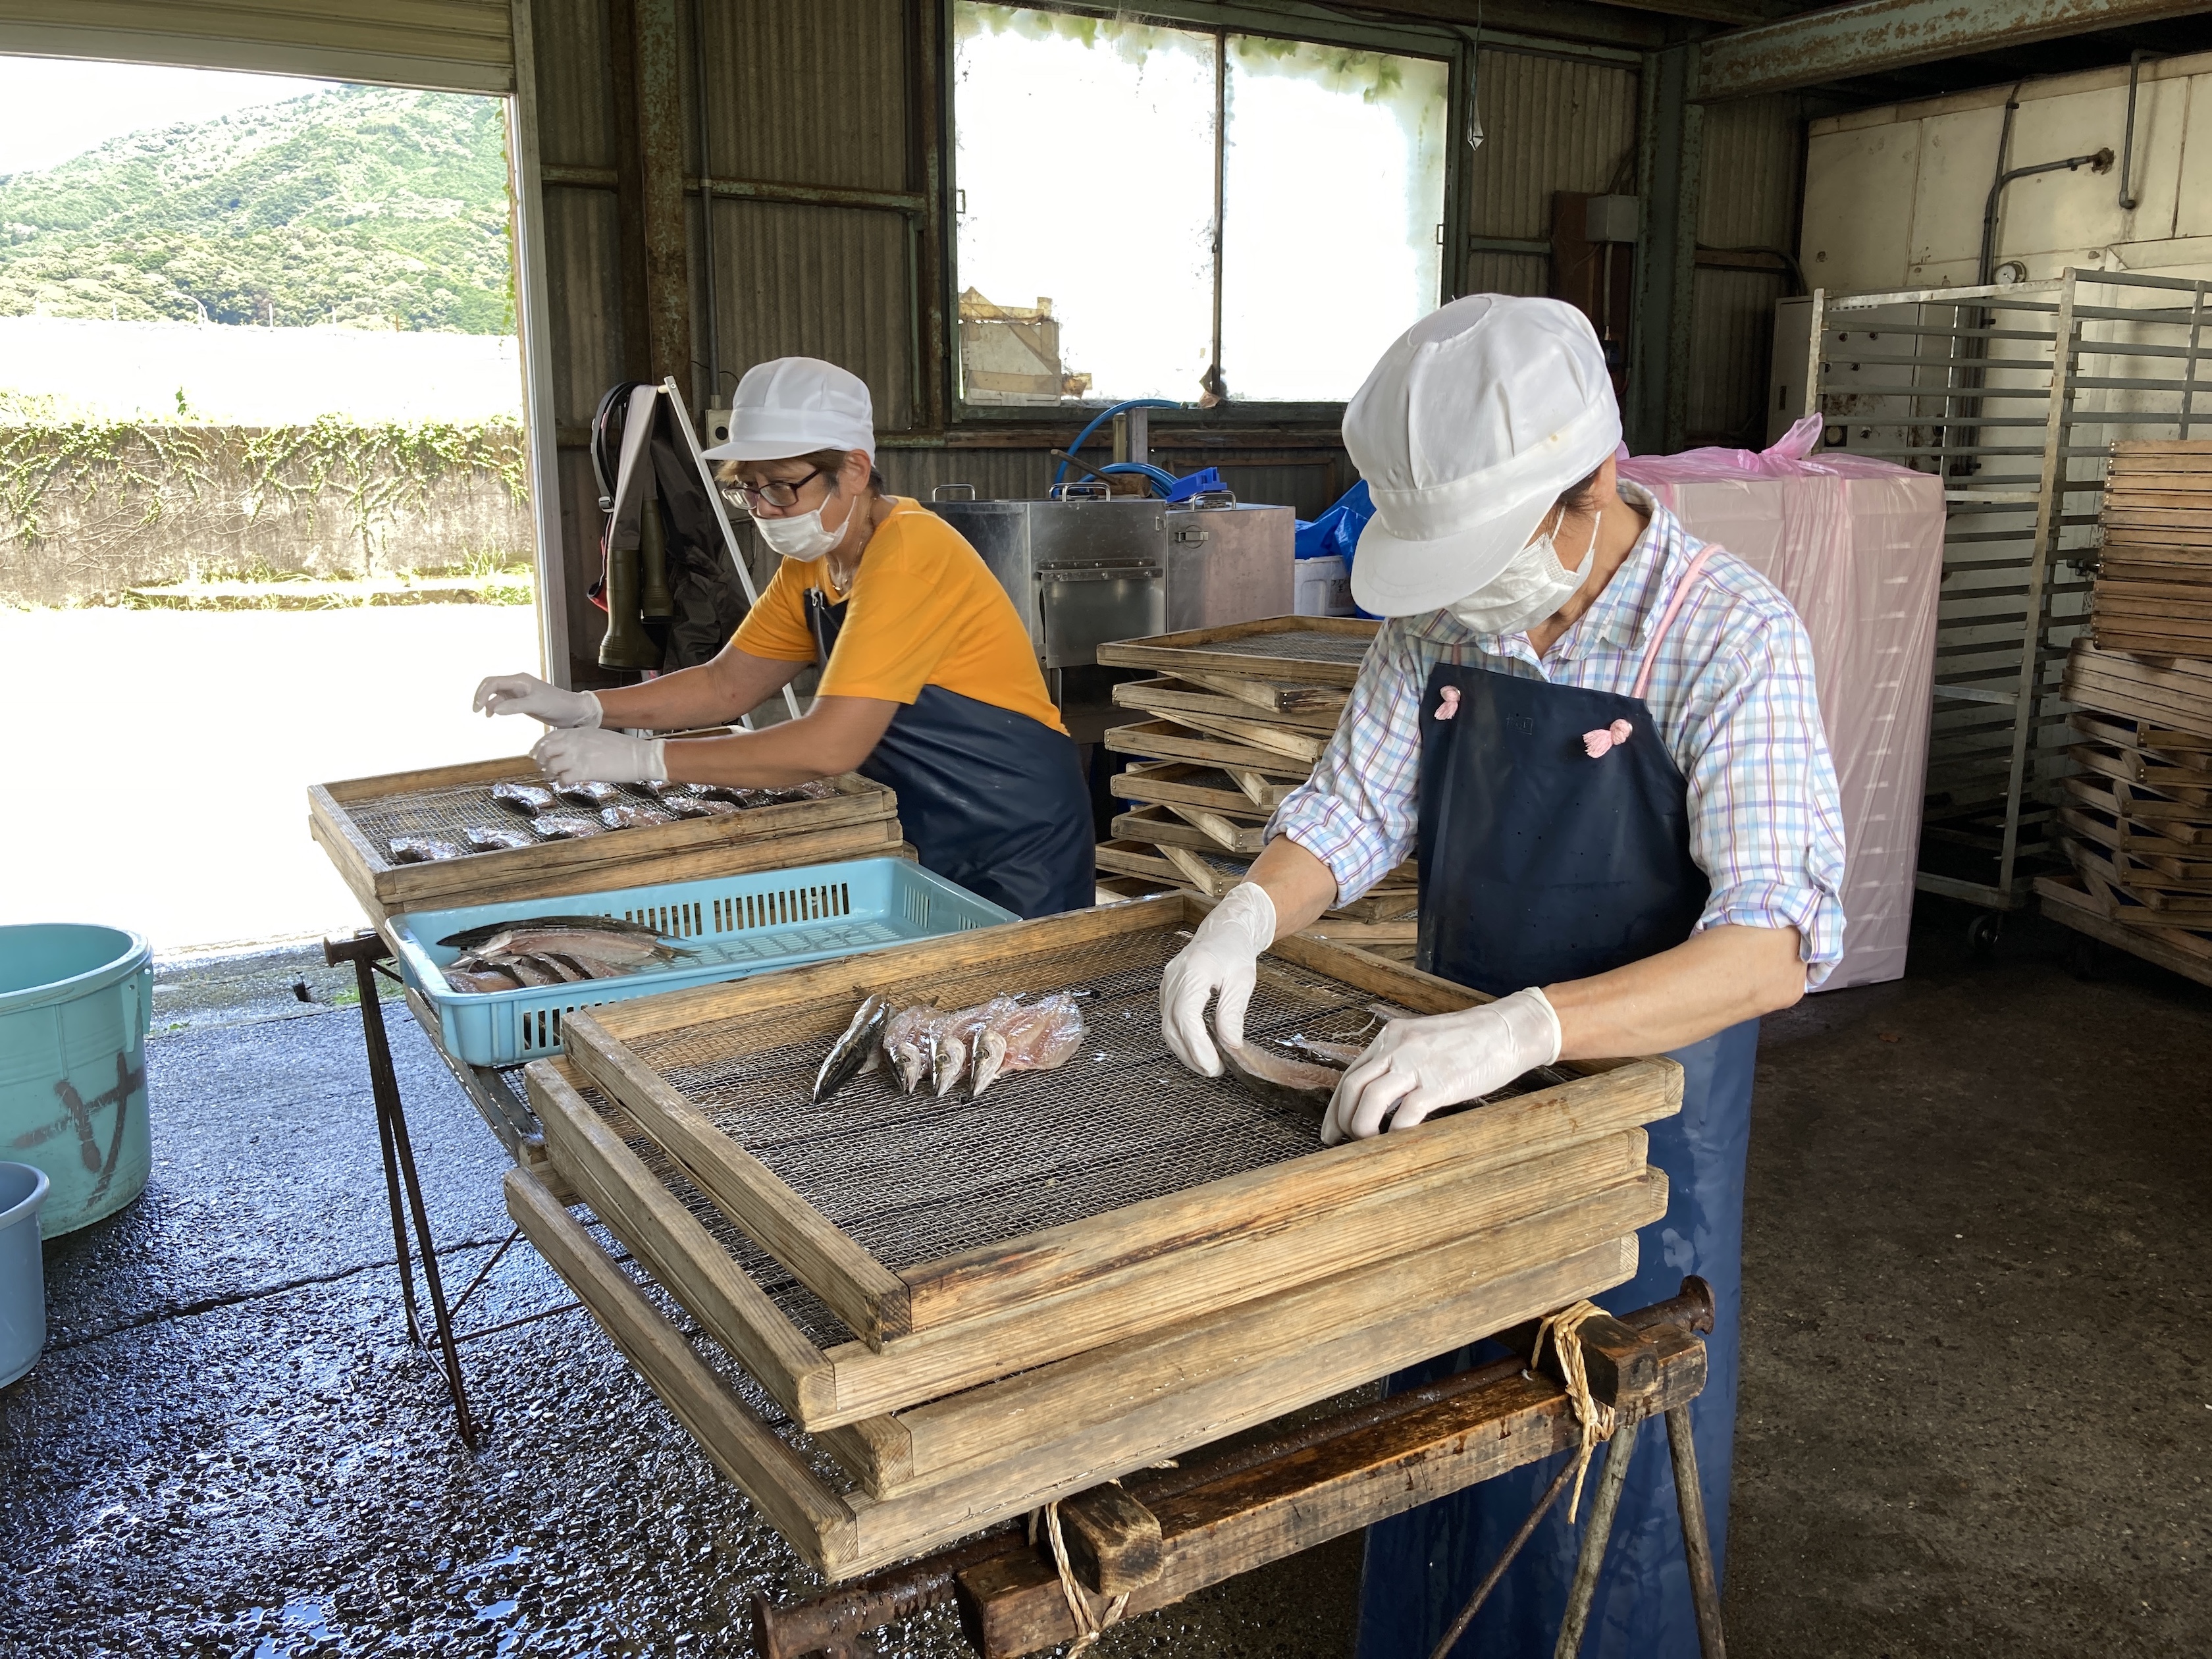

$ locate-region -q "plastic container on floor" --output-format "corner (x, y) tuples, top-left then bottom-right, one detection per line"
(0, 1161), (51, 1388)
(0, 924), (153, 1238)
(388, 857), (1019, 1067)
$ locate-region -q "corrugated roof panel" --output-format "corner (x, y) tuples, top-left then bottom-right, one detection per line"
(702, 0), (911, 189)
(1465, 51), (1639, 242)
(529, 0), (618, 169)
(1699, 95), (1803, 251)
(1688, 267), (1788, 444)
(706, 199), (914, 431)
(540, 186), (627, 424)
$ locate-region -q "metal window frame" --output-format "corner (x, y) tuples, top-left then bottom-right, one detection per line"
(1804, 266), (2212, 913)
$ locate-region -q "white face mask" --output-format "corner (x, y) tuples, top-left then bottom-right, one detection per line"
(1446, 508), (1601, 637)
(753, 485), (855, 562)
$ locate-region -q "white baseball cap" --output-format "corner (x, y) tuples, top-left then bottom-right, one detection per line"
(701, 356), (876, 462)
(1344, 295), (1621, 618)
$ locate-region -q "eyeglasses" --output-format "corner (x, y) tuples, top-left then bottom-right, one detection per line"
(729, 466), (830, 511)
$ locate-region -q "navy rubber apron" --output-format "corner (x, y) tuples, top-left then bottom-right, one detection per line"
(1357, 547), (1758, 1659)
(805, 587), (1093, 920)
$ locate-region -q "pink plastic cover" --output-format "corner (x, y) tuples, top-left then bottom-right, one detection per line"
(1620, 417), (1945, 989)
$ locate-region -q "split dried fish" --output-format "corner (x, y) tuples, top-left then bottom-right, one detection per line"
(638, 779), (706, 800)
(438, 914), (692, 995)
(490, 781), (557, 816)
(876, 995), (1087, 1099)
(814, 994), (890, 1102)
(661, 795), (739, 819)
(599, 803), (675, 830)
(1284, 1035), (1367, 1066)
(1217, 1014), (1344, 1114)
(389, 837), (466, 864)
(463, 823), (537, 853)
(529, 814), (606, 841)
(553, 779), (627, 808)
(882, 1003), (943, 1093)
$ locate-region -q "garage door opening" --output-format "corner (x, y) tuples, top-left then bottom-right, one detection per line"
(0, 55), (539, 954)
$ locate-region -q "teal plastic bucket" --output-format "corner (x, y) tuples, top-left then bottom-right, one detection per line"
(0, 924), (153, 1236)
(0, 1161), (49, 1387)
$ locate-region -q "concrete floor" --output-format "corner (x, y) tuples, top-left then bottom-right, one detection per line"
(1, 900), (2206, 1656)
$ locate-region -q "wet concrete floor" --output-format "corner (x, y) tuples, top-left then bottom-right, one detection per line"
(1, 904), (2207, 1656)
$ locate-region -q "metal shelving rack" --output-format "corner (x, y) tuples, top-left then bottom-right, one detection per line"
(1803, 268), (2212, 922)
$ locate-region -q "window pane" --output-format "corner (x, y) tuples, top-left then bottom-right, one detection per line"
(954, 5), (1216, 405)
(1221, 40), (1448, 402)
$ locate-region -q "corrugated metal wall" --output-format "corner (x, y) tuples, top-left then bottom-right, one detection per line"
(1464, 47), (1641, 293)
(1688, 94), (1804, 444)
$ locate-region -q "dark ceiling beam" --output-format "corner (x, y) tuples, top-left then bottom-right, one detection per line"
(1699, 0), (2212, 99)
(1348, 0), (1774, 30)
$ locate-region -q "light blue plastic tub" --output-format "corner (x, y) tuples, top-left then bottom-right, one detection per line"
(389, 857), (1018, 1066)
(0, 1161), (49, 1388)
(0, 924), (153, 1237)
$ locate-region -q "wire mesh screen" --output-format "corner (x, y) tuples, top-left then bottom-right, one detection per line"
(625, 927), (1417, 1273)
(568, 1072), (860, 1351)
(1186, 630), (1375, 666)
(338, 775), (887, 866)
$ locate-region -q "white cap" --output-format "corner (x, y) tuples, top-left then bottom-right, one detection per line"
(1344, 295), (1621, 618)
(700, 356), (876, 462)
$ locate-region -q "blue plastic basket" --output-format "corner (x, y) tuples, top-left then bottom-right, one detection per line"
(388, 858), (1016, 1067)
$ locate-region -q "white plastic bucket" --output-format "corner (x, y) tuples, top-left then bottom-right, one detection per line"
(0, 1161), (49, 1388)
(0, 924), (153, 1236)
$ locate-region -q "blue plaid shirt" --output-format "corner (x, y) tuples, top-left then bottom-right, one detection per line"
(1271, 483), (1847, 985)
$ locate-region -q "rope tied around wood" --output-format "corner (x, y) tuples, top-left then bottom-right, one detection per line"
(1531, 1298), (1619, 1523)
(1030, 1492), (1130, 1656)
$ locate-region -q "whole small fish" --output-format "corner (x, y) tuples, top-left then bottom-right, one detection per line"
(390, 837), (466, 863)
(463, 823), (536, 853)
(553, 780), (627, 808)
(529, 814), (606, 841)
(814, 994), (890, 1103)
(490, 781), (557, 816)
(600, 803), (675, 830)
(438, 913), (673, 951)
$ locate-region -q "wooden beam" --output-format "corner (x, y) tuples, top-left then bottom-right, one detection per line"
(1697, 0), (2212, 101)
(1057, 1485), (1164, 1596)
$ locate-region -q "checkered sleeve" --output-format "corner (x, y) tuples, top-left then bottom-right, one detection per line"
(1682, 606), (1849, 986)
(1265, 621), (1429, 905)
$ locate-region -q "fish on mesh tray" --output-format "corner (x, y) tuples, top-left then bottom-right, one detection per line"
(599, 803), (675, 830)
(389, 837), (467, 864)
(463, 823), (537, 853)
(529, 814), (606, 841)
(864, 992), (1088, 1100)
(554, 779), (629, 808)
(490, 781), (557, 816)
(661, 795), (740, 819)
(637, 779), (706, 800)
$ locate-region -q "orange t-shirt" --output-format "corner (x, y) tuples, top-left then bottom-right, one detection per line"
(732, 498), (1065, 734)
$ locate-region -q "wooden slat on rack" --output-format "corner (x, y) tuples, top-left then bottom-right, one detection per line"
(1111, 677), (1344, 735)
(1104, 720), (1318, 777)
(1096, 616), (1379, 689)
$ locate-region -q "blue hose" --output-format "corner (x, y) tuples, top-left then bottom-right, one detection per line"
(1055, 398), (1180, 485)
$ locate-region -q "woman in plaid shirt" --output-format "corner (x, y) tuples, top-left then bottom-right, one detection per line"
(1161, 296), (1844, 1659)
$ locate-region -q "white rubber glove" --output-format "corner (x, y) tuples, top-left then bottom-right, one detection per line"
(1321, 987), (1562, 1146)
(532, 727), (666, 787)
(474, 672), (602, 729)
(1160, 882), (1277, 1077)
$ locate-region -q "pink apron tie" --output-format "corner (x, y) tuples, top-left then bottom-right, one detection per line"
(1583, 546), (1716, 759)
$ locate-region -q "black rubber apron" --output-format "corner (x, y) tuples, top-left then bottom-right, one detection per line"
(806, 588), (1093, 920)
(1356, 548), (1758, 1659)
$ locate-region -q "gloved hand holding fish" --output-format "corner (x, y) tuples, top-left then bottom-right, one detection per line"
(436, 914), (695, 993)
(811, 991), (1088, 1103)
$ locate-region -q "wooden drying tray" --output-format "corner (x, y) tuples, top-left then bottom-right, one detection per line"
(506, 1151), (1650, 1580)
(1112, 677), (1342, 737)
(1096, 615), (1379, 689)
(1095, 838), (1416, 905)
(1104, 719), (1317, 779)
(542, 895), (1672, 1400)
(309, 756), (899, 919)
(1112, 803), (1266, 856)
(1109, 760), (1287, 817)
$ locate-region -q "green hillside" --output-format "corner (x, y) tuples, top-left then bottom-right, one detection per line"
(0, 84), (514, 333)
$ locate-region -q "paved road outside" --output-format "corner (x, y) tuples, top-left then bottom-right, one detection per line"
(0, 604), (542, 952)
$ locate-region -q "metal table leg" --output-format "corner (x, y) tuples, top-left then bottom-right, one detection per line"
(327, 931), (478, 1447)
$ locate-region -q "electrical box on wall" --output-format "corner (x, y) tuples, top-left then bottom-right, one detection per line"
(1584, 194), (1640, 244)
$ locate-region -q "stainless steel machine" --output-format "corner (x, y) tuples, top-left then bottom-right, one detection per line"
(925, 485), (1294, 706)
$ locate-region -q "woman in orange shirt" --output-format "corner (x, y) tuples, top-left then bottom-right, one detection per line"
(472, 357), (1095, 919)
